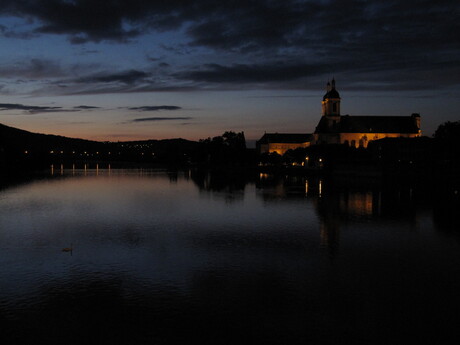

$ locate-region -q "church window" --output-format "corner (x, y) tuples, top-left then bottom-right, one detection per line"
(332, 103), (337, 112)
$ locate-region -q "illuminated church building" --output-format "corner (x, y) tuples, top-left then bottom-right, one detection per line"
(257, 79), (421, 154)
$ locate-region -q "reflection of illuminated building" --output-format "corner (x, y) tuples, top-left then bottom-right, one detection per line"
(316, 187), (381, 220)
(339, 191), (376, 218)
(256, 174), (419, 254)
(315, 187), (378, 255)
(320, 218), (340, 253)
(257, 174), (314, 200)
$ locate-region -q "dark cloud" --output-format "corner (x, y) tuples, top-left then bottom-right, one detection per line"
(73, 105), (100, 109)
(2, 1), (143, 43)
(0, 58), (65, 79)
(128, 106), (181, 111)
(0, 103), (62, 113)
(80, 49), (100, 54)
(0, 103), (100, 114)
(174, 56), (460, 91)
(77, 70), (150, 84)
(185, 1), (318, 50)
(175, 62), (331, 83)
(42, 83), (197, 96)
(0, 23), (37, 39)
(1, 0), (455, 51)
(131, 117), (192, 122)
(0, 1), (458, 92)
(0, 0), (206, 43)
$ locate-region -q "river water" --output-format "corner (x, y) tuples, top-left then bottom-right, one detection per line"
(0, 168), (459, 344)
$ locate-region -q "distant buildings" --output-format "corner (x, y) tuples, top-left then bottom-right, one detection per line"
(256, 133), (312, 156)
(257, 79), (421, 154)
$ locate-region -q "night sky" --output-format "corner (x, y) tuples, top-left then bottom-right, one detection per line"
(0, 0), (458, 142)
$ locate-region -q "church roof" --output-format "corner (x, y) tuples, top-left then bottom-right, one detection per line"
(257, 133), (312, 144)
(315, 115), (420, 134)
(323, 79), (340, 100)
(323, 88), (340, 101)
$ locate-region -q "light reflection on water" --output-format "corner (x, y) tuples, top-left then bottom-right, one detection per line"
(0, 169), (459, 344)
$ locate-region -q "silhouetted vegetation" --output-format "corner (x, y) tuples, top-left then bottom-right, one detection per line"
(432, 120), (460, 168)
(433, 120), (460, 141)
(0, 124), (255, 172)
(196, 131), (252, 167)
(1, 121), (459, 179)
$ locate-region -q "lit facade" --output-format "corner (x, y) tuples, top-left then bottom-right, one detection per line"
(313, 79), (421, 147)
(257, 79), (422, 154)
(257, 133), (311, 155)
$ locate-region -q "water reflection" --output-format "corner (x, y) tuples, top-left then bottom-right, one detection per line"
(0, 169), (459, 344)
(190, 169), (251, 203)
(1, 168), (459, 249)
(254, 172), (460, 253)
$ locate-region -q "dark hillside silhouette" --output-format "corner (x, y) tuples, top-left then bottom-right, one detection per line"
(0, 123), (199, 169)
(0, 124), (251, 170)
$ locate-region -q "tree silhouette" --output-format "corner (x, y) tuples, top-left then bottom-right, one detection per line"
(434, 121), (460, 142)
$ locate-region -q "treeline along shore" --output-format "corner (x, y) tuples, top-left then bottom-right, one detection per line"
(0, 123), (254, 172)
(0, 122), (459, 182)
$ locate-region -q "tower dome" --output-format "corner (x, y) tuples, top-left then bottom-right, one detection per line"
(321, 79), (341, 116)
(323, 88), (340, 101)
(323, 78), (340, 100)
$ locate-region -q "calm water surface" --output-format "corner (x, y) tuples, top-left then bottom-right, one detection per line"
(0, 168), (459, 344)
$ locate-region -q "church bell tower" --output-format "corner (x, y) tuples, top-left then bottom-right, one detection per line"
(322, 78), (341, 117)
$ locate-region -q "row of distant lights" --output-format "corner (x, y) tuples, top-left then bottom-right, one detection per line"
(306, 157), (322, 162)
(24, 150), (155, 156)
(297, 157), (322, 166)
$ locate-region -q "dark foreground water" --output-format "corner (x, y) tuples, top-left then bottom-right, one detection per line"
(0, 168), (459, 344)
